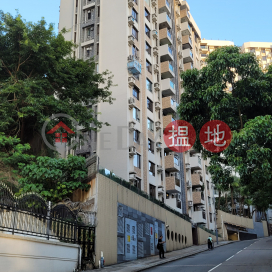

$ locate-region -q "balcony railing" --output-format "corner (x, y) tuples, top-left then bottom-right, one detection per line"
(167, 30), (172, 39)
(166, 0), (170, 8)
(168, 46), (173, 55)
(169, 63), (174, 73)
(166, 14), (171, 23)
(127, 55), (142, 75)
(201, 45), (208, 50)
(170, 81), (175, 89)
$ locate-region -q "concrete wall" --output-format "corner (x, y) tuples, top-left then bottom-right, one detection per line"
(197, 227), (222, 246)
(262, 221), (269, 237)
(95, 173), (193, 266)
(0, 233), (79, 272)
(217, 210), (254, 229)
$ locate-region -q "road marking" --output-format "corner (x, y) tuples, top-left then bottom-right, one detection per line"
(236, 250), (242, 254)
(244, 247), (247, 249)
(226, 255), (234, 261)
(208, 263), (222, 272)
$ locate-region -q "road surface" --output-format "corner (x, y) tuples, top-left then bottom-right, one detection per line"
(145, 237), (272, 272)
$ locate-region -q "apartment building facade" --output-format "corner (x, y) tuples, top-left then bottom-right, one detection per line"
(241, 42), (272, 71)
(59, 0), (216, 230)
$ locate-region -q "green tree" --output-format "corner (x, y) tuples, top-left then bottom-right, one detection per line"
(178, 46), (272, 212)
(0, 12), (114, 155)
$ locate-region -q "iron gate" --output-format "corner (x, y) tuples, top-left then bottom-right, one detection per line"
(0, 182), (96, 269)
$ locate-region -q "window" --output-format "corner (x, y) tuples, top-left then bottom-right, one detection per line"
(98, 6), (100, 17)
(209, 213), (212, 223)
(262, 49), (266, 53)
(132, 27), (138, 40)
(174, 156), (179, 165)
(148, 139), (154, 153)
(133, 107), (140, 122)
(132, 8), (138, 22)
(149, 184), (156, 197)
(145, 25), (150, 38)
(134, 177), (141, 190)
(146, 60), (152, 74)
(145, 8), (150, 21)
(149, 162), (155, 176)
(133, 86), (139, 100)
(97, 44), (99, 55)
(146, 42), (151, 55)
(147, 97), (153, 112)
(146, 78), (152, 92)
(207, 182), (209, 190)
(134, 130), (140, 144)
(132, 45), (139, 58)
(133, 154), (141, 168)
(147, 118), (154, 131)
(262, 56), (267, 61)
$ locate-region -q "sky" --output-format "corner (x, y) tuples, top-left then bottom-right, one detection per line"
(1, 0), (272, 46)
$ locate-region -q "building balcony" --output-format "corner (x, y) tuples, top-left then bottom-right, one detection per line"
(200, 45), (208, 52)
(83, 0), (95, 9)
(161, 61), (175, 79)
(127, 56), (142, 75)
(166, 175), (180, 193)
(191, 173), (203, 187)
(163, 115), (172, 130)
(180, 8), (191, 23)
(165, 154), (180, 172)
(161, 78), (175, 97)
(193, 191), (205, 205)
(189, 156), (202, 170)
(159, 44), (174, 62)
(162, 97), (176, 114)
(183, 48), (194, 63)
(159, 28), (173, 45)
(158, 0), (171, 14)
(193, 210), (207, 224)
(180, 22), (192, 36)
(182, 35), (193, 49)
(184, 62), (194, 71)
(158, 12), (172, 29)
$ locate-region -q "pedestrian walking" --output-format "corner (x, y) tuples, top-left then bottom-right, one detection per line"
(157, 234), (166, 259)
(207, 235), (213, 250)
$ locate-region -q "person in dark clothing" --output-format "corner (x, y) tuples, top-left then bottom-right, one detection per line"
(207, 235), (213, 250)
(158, 235), (166, 258)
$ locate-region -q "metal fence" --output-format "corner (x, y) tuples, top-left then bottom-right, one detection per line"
(0, 182), (96, 269)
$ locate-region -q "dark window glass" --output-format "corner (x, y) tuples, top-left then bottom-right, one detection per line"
(145, 25), (150, 38)
(134, 130), (140, 144)
(147, 97), (153, 112)
(132, 27), (138, 40)
(147, 118), (154, 131)
(149, 161), (155, 176)
(149, 184), (156, 198)
(133, 86), (139, 100)
(145, 8), (150, 21)
(146, 60), (152, 74)
(132, 8), (138, 22)
(146, 78), (152, 92)
(146, 42), (151, 55)
(148, 139), (154, 153)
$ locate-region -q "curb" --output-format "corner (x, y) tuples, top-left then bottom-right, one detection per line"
(134, 241), (234, 272)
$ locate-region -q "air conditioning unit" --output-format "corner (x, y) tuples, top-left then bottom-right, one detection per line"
(152, 13), (157, 22)
(128, 76), (136, 87)
(153, 46), (159, 56)
(152, 30), (158, 39)
(177, 194), (181, 200)
(178, 51), (182, 58)
(185, 163), (190, 169)
(179, 64), (183, 71)
(177, 36), (182, 44)
(158, 186), (164, 194)
(128, 16), (135, 26)
(176, 10), (180, 17)
(154, 82), (160, 91)
(157, 165), (163, 172)
(177, 24), (181, 31)
(188, 200), (193, 207)
(155, 121), (161, 130)
(154, 64), (159, 74)
(128, 97), (135, 109)
(128, 35), (135, 46)
(151, 0), (157, 7)
(187, 181), (191, 188)
(129, 146), (136, 157)
(129, 121), (136, 132)
(129, 173), (137, 182)
(156, 142), (162, 151)
(155, 102), (161, 111)
(128, 0), (135, 8)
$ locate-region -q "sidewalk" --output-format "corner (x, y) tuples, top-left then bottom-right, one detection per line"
(91, 241), (233, 272)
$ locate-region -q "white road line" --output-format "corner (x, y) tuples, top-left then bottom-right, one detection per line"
(226, 255), (234, 261)
(208, 263), (222, 272)
(244, 247), (247, 249)
(236, 250), (242, 254)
